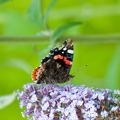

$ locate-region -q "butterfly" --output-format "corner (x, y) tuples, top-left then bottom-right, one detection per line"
(31, 38), (74, 84)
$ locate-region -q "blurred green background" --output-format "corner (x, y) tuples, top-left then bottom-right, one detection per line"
(0, 0), (120, 119)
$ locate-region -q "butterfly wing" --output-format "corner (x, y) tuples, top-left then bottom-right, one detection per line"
(31, 38), (74, 84)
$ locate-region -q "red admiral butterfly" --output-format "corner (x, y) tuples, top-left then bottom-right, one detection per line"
(31, 38), (74, 84)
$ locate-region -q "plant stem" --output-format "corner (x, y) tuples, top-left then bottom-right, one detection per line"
(0, 34), (120, 44)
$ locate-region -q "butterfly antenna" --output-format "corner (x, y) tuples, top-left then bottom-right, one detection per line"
(72, 64), (88, 75)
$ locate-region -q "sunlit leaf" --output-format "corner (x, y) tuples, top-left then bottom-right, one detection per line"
(27, 0), (44, 28)
(44, 0), (58, 29)
(0, 92), (16, 109)
(0, 59), (32, 75)
(105, 45), (120, 89)
(0, 0), (12, 5)
(50, 22), (82, 43)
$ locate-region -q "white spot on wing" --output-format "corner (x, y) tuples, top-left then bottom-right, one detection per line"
(63, 47), (67, 51)
(67, 50), (73, 54)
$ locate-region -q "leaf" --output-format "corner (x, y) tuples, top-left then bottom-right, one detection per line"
(0, 0), (12, 5)
(0, 59), (32, 75)
(105, 45), (120, 89)
(27, 0), (44, 28)
(37, 30), (51, 37)
(44, 0), (58, 29)
(50, 22), (82, 43)
(0, 92), (16, 109)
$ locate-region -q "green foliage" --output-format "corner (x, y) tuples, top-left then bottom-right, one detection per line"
(105, 45), (120, 89)
(0, 59), (32, 75)
(0, 0), (12, 5)
(0, 92), (16, 109)
(44, 0), (58, 29)
(50, 22), (82, 42)
(27, 0), (44, 28)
